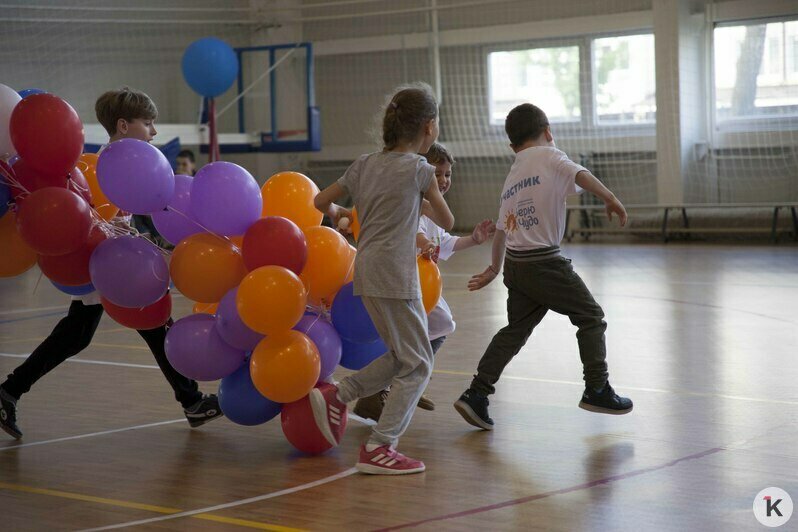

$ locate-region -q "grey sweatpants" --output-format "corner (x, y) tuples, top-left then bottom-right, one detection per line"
(337, 296), (433, 447)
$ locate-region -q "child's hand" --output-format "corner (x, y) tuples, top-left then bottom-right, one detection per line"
(471, 219), (496, 244)
(468, 266), (498, 291)
(420, 241), (436, 258)
(332, 206), (353, 235)
(605, 196), (627, 227)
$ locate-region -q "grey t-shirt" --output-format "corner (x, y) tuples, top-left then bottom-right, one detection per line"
(338, 151), (435, 299)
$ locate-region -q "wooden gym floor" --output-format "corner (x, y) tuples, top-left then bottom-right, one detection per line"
(1, 242), (796, 531)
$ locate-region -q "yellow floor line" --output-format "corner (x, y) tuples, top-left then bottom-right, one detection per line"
(0, 481), (304, 531)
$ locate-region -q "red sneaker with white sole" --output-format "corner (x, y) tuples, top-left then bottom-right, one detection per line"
(356, 445), (426, 475)
(309, 383), (347, 446)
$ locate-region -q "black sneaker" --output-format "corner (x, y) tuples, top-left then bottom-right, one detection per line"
(0, 389), (22, 440)
(454, 389), (494, 430)
(578, 382), (633, 415)
(184, 394), (224, 428)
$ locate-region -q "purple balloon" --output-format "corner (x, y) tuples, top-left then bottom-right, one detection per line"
(97, 138), (175, 214)
(215, 287), (264, 351)
(294, 313), (342, 380)
(190, 161), (261, 236)
(166, 313), (247, 381)
(89, 235), (170, 308)
(151, 174), (204, 245)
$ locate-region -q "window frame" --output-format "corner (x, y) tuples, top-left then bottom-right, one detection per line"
(484, 29), (657, 137)
(712, 15), (798, 131)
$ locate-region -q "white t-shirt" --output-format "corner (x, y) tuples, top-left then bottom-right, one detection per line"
(496, 146), (585, 251)
(418, 215), (458, 262)
(416, 215), (456, 340)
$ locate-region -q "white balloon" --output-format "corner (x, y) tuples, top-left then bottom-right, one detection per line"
(0, 84), (22, 160)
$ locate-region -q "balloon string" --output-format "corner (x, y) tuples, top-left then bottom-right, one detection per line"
(165, 205), (241, 252)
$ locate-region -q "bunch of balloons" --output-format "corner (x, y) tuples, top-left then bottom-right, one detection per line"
(0, 74), (444, 456)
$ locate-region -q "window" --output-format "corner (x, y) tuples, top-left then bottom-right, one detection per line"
(488, 45), (580, 125)
(593, 34), (656, 124)
(714, 19), (798, 120)
(487, 33), (655, 129)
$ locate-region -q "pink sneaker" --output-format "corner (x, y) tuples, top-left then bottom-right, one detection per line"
(356, 445), (426, 475)
(309, 383), (347, 446)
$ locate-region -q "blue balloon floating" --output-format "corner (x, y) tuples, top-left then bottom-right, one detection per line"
(18, 88), (46, 99)
(218, 362), (282, 426)
(331, 282), (381, 344)
(181, 37), (239, 98)
(340, 337), (387, 370)
(51, 281), (96, 296)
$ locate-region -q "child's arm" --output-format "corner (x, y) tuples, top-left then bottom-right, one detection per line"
(422, 181), (454, 231)
(467, 229), (506, 291)
(452, 219), (496, 252)
(575, 170), (627, 226)
(314, 183), (353, 233)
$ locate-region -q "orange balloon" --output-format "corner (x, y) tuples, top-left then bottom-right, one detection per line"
(417, 255), (442, 314)
(229, 235), (244, 250)
(77, 153), (118, 221)
(351, 207), (361, 242)
(300, 226), (350, 303)
(0, 212), (37, 278)
(261, 171), (322, 230)
(344, 245), (356, 284)
(237, 265), (307, 335)
(170, 233), (247, 303)
(250, 331), (320, 403)
(193, 302), (218, 314)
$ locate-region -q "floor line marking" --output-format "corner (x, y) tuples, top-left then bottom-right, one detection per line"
(0, 419), (187, 452)
(373, 448), (724, 531)
(0, 481), (304, 531)
(81, 467), (359, 531)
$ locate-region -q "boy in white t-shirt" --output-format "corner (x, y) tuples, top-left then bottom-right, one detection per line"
(453, 103), (633, 431)
(352, 143), (494, 420)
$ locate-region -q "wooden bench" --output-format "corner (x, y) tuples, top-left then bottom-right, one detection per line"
(565, 202), (798, 243)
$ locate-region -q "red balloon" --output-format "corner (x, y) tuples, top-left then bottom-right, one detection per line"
(9, 94), (84, 178)
(10, 159), (91, 206)
(38, 226), (107, 286)
(280, 390), (339, 455)
(242, 216), (308, 274)
(67, 167), (93, 206)
(16, 187), (92, 256)
(101, 293), (172, 330)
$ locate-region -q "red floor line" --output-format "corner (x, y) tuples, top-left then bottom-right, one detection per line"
(373, 447), (725, 531)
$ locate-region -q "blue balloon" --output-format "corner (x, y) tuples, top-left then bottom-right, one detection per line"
(340, 337), (387, 370)
(51, 281), (96, 296)
(331, 282), (380, 343)
(18, 88), (46, 99)
(218, 362), (282, 426)
(0, 181), (10, 218)
(181, 38), (239, 98)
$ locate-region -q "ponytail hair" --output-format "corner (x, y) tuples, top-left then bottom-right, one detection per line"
(382, 83), (438, 151)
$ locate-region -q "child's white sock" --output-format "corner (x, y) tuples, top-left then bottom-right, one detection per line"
(365, 442), (382, 452)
